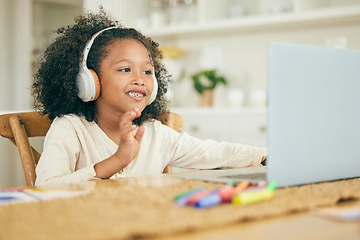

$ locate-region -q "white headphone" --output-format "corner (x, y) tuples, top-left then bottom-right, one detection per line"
(76, 26), (158, 104)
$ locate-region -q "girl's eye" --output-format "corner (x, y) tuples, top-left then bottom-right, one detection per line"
(144, 70), (152, 75)
(120, 68), (130, 72)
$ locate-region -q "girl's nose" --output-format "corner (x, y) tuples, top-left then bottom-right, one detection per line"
(132, 71), (145, 86)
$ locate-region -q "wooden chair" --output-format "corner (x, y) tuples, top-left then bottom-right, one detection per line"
(0, 111), (183, 186)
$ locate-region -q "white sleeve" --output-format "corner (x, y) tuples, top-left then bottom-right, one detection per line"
(35, 118), (98, 186)
(165, 129), (267, 169)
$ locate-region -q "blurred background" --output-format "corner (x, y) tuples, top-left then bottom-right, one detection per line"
(1, 0), (360, 187)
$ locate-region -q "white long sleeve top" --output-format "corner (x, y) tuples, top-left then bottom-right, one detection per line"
(35, 114), (267, 186)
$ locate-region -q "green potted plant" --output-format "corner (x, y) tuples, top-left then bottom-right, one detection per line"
(191, 69), (227, 106)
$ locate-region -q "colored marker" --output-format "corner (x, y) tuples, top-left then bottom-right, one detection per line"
(187, 187), (215, 205)
(0, 196), (18, 201)
(232, 188), (274, 206)
(195, 182), (238, 208)
(1, 187), (25, 191)
(240, 182), (269, 192)
(194, 189), (221, 208)
(174, 186), (207, 201)
(175, 187), (208, 206)
(266, 181), (277, 190)
(234, 180), (250, 192)
(218, 185), (236, 202)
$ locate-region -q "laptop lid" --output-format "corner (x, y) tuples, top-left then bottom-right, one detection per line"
(267, 42), (360, 187)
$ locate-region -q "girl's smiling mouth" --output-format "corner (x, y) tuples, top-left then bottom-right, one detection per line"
(126, 90), (146, 101)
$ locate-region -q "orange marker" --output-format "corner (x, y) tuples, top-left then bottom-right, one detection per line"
(234, 180), (250, 192)
(1, 187), (25, 191)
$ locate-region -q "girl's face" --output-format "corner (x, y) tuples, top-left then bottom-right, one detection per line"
(95, 38), (154, 116)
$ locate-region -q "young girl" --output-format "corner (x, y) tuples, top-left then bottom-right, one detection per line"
(32, 9), (267, 186)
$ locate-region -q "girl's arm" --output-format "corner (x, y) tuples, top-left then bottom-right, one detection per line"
(164, 129), (267, 169)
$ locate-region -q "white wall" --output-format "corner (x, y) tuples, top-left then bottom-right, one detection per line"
(0, 0), (33, 187)
(0, 0), (82, 188)
(167, 23), (360, 108)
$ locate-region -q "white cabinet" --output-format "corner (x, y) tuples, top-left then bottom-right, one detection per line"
(172, 108), (268, 147)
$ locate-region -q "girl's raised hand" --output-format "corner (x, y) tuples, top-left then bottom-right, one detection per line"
(94, 108), (145, 179)
(114, 108), (145, 167)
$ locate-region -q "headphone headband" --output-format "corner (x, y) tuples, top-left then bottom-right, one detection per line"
(81, 26), (118, 67)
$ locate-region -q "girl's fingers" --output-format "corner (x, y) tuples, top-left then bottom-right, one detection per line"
(134, 125), (145, 142)
(119, 108), (141, 135)
(133, 108), (141, 118)
(121, 108), (141, 124)
(120, 122), (136, 136)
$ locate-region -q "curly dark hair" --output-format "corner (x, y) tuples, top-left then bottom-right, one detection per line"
(32, 8), (169, 125)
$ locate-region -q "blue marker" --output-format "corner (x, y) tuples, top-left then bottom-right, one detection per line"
(0, 196), (18, 201)
(194, 189), (221, 208)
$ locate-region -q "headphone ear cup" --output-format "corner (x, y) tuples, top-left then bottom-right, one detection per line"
(89, 69), (100, 101)
(77, 27), (117, 102)
(147, 71), (158, 105)
(76, 67), (100, 102)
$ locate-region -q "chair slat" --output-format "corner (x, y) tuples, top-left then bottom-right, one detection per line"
(9, 116), (37, 186)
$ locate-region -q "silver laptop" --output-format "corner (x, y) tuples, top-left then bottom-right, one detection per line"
(171, 42), (360, 187)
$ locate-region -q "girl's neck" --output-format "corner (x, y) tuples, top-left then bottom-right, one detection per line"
(95, 109), (124, 144)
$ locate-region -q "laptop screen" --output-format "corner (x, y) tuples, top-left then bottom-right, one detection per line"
(267, 42), (360, 187)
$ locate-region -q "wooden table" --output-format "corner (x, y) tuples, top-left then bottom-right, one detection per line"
(1, 175), (359, 240)
(154, 202), (360, 240)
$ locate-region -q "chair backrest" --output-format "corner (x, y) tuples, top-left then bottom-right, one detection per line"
(0, 112), (51, 186)
(158, 112), (183, 133)
(0, 111), (183, 186)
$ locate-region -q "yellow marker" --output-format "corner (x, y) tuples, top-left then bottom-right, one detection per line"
(232, 189), (274, 205)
